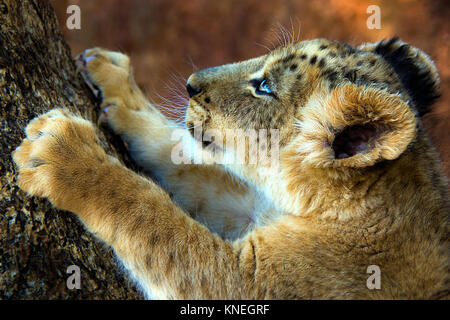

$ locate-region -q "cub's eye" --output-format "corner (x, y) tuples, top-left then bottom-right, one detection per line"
(258, 80), (272, 94)
(250, 79), (274, 96)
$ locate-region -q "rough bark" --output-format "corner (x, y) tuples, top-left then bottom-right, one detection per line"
(0, 0), (142, 299)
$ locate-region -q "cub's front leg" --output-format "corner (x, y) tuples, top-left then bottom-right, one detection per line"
(11, 109), (249, 299)
(75, 48), (179, 182)
(75, 48), (265, 240)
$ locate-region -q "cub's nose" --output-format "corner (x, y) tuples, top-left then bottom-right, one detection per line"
(186, 83), (202, 98)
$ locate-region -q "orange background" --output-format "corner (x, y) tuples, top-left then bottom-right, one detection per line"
(51, 0), (450, 178)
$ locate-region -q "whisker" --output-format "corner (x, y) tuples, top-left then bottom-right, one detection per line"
(255, 41), (272, 53)
(186, 55), (199, 72)
(294, 17), (302, 42)
(277, 22), (287, 47)
(168, 71), (188, 88)
(272, 24), (284, 48)
(155, 94), (187, 109)
(279, 22), (293, 46)
(289, 17), (295, 44)
(278, 22), (288, 47)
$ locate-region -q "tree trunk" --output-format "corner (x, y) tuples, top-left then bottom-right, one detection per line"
(0, 0), (142, 299)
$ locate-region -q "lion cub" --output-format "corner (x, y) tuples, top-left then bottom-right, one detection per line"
(13, 38), (449, 299)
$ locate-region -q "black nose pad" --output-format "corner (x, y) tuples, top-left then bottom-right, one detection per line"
(186, 84), (202, 98)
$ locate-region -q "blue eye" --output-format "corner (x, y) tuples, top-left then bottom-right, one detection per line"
(250, 79), (274, 96)
(258, 80), (272, 94)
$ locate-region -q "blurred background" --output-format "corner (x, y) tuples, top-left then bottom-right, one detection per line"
(51, 0), (450, 178)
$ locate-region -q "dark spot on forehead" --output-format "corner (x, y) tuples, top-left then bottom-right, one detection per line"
(318, 57), (326, 69)
(290, 64), (297, 71)
(328, 71), (338, 81)
(296, 74), (302, 80)
(319, 45), (328, 50)
(282, 54), (296, 64)
(310, 56), (317, 65)
(344, 70), (357, 82)
(321, 68), (338, 79)
(328, 52), (337, 58)
(343, 43), (356, 54)
(300, 54), (307, 60)
(321, 68), (339, 88)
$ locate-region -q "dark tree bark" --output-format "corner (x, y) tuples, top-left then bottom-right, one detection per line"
(0, 0), (142, 299)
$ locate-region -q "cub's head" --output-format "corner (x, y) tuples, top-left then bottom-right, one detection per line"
(185, 38), (440, 177)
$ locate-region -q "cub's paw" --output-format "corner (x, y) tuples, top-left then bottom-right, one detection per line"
(76, 48), (145, 135)
(12, 109), (108, 209)
(76, 48), (131, 99)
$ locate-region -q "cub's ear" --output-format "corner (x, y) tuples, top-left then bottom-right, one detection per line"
(358, 38), (440, 116)
(295, 84), (416, 168)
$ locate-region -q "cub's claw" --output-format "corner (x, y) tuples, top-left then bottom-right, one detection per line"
(76, 48), (131, 100)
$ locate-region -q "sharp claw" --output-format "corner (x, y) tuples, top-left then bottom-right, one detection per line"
(75, 54), (86, 75)
(80, 71), (100, 98)
(97, 105), (112, 126)
(97, 113), (105, 127)
(84, 56), (96, 63)
(92, 87), (100, 97)
(75, 62), (83, 75)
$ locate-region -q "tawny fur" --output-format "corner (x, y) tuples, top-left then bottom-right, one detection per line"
(12, 38), (449, 299)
